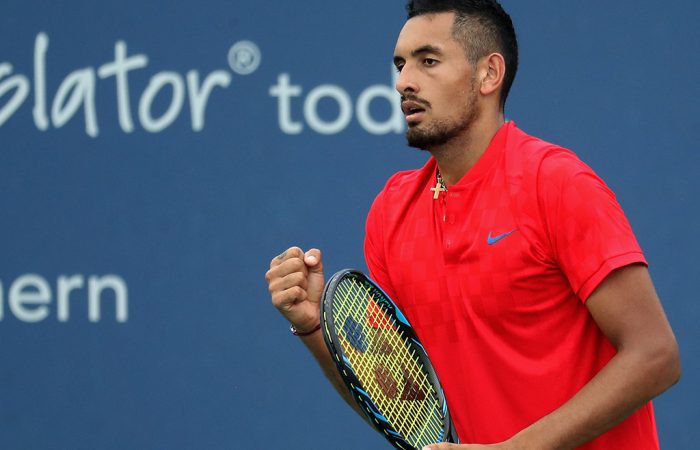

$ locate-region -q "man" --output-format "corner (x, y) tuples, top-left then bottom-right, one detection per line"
(265, 1), (681, 448)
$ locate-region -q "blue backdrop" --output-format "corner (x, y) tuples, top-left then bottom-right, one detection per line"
(1, 1), (698, 448)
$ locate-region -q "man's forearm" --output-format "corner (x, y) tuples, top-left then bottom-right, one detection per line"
(299, 329), (366, 418)
(510, 342), (680, 449)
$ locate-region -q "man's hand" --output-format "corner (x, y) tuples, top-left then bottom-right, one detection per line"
(265, 246), (325, 332)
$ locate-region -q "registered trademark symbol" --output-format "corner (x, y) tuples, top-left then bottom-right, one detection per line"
(227, 40), (261, 75)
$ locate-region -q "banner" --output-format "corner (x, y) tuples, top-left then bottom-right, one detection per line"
(1, 1), (697, 448)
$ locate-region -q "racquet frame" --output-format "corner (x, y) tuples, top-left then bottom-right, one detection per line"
(321, 269), (458, 450)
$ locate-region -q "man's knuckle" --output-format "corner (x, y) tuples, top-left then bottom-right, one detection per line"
(290, 272), (307, 284)
(287, 258), (304, 271)
(268, 283), (278, 295)
(288, 246), (303, 257)
(270, 293), (283, 307)
(290, 286), (306, 299)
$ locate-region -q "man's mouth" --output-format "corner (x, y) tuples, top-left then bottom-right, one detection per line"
(401, 100), (427, 123)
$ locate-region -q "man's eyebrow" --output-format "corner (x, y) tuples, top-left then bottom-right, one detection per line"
(394, 44), (444, 65)
(411, 44), (443, 57)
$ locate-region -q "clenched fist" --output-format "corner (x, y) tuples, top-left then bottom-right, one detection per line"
(265, 246), (325, 333)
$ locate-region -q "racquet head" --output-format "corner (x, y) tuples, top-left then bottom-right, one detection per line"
(321, 269), (458, 450)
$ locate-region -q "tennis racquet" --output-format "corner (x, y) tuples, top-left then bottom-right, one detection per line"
(321, 269), (458, 450)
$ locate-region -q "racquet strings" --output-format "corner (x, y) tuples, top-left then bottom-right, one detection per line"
(332, 276), (445, 447)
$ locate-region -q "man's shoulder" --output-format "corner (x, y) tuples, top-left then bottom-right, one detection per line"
(507, 124), (591, 181)
(508, 124), (570, 160)
(366, 158), (435, 222)
(380, 158), (435, 194)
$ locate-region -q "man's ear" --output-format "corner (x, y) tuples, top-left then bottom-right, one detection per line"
(478, 52), (506, 97)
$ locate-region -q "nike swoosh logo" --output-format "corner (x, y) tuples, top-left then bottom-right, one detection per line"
(487, 229), (518, 245)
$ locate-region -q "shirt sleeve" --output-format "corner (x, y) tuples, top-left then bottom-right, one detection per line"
(364, 189), (399, 301)
(537, 150), (647, 301)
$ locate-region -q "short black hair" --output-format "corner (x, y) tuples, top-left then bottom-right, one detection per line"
(406, 0), (518, 108)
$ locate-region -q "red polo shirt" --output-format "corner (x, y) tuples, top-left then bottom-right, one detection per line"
(364, 122), (658, 448)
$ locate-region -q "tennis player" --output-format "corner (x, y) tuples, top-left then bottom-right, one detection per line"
(265, 1), (681, 448)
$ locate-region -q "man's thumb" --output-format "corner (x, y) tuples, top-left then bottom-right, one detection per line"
(304, 248), (325, 303)
(304, 249), (323, 273)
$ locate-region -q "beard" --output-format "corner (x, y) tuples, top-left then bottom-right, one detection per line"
(406, 116), (472, 150)
(405, 82), (479, 151)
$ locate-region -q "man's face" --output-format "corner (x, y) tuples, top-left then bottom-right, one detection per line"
(393, 12), (480, 150)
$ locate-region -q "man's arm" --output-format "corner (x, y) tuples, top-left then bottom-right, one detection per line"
(425, 263), (681, 450)
(265, 247), (364, 415)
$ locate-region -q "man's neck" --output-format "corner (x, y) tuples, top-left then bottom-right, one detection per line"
(431, 114), (505, 186)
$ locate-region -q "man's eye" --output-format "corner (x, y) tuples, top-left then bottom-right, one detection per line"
(424, 58), (438, 66)
(395, 65), (404, 73)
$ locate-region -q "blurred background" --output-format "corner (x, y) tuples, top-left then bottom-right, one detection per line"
(0, 0), (697, 448)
